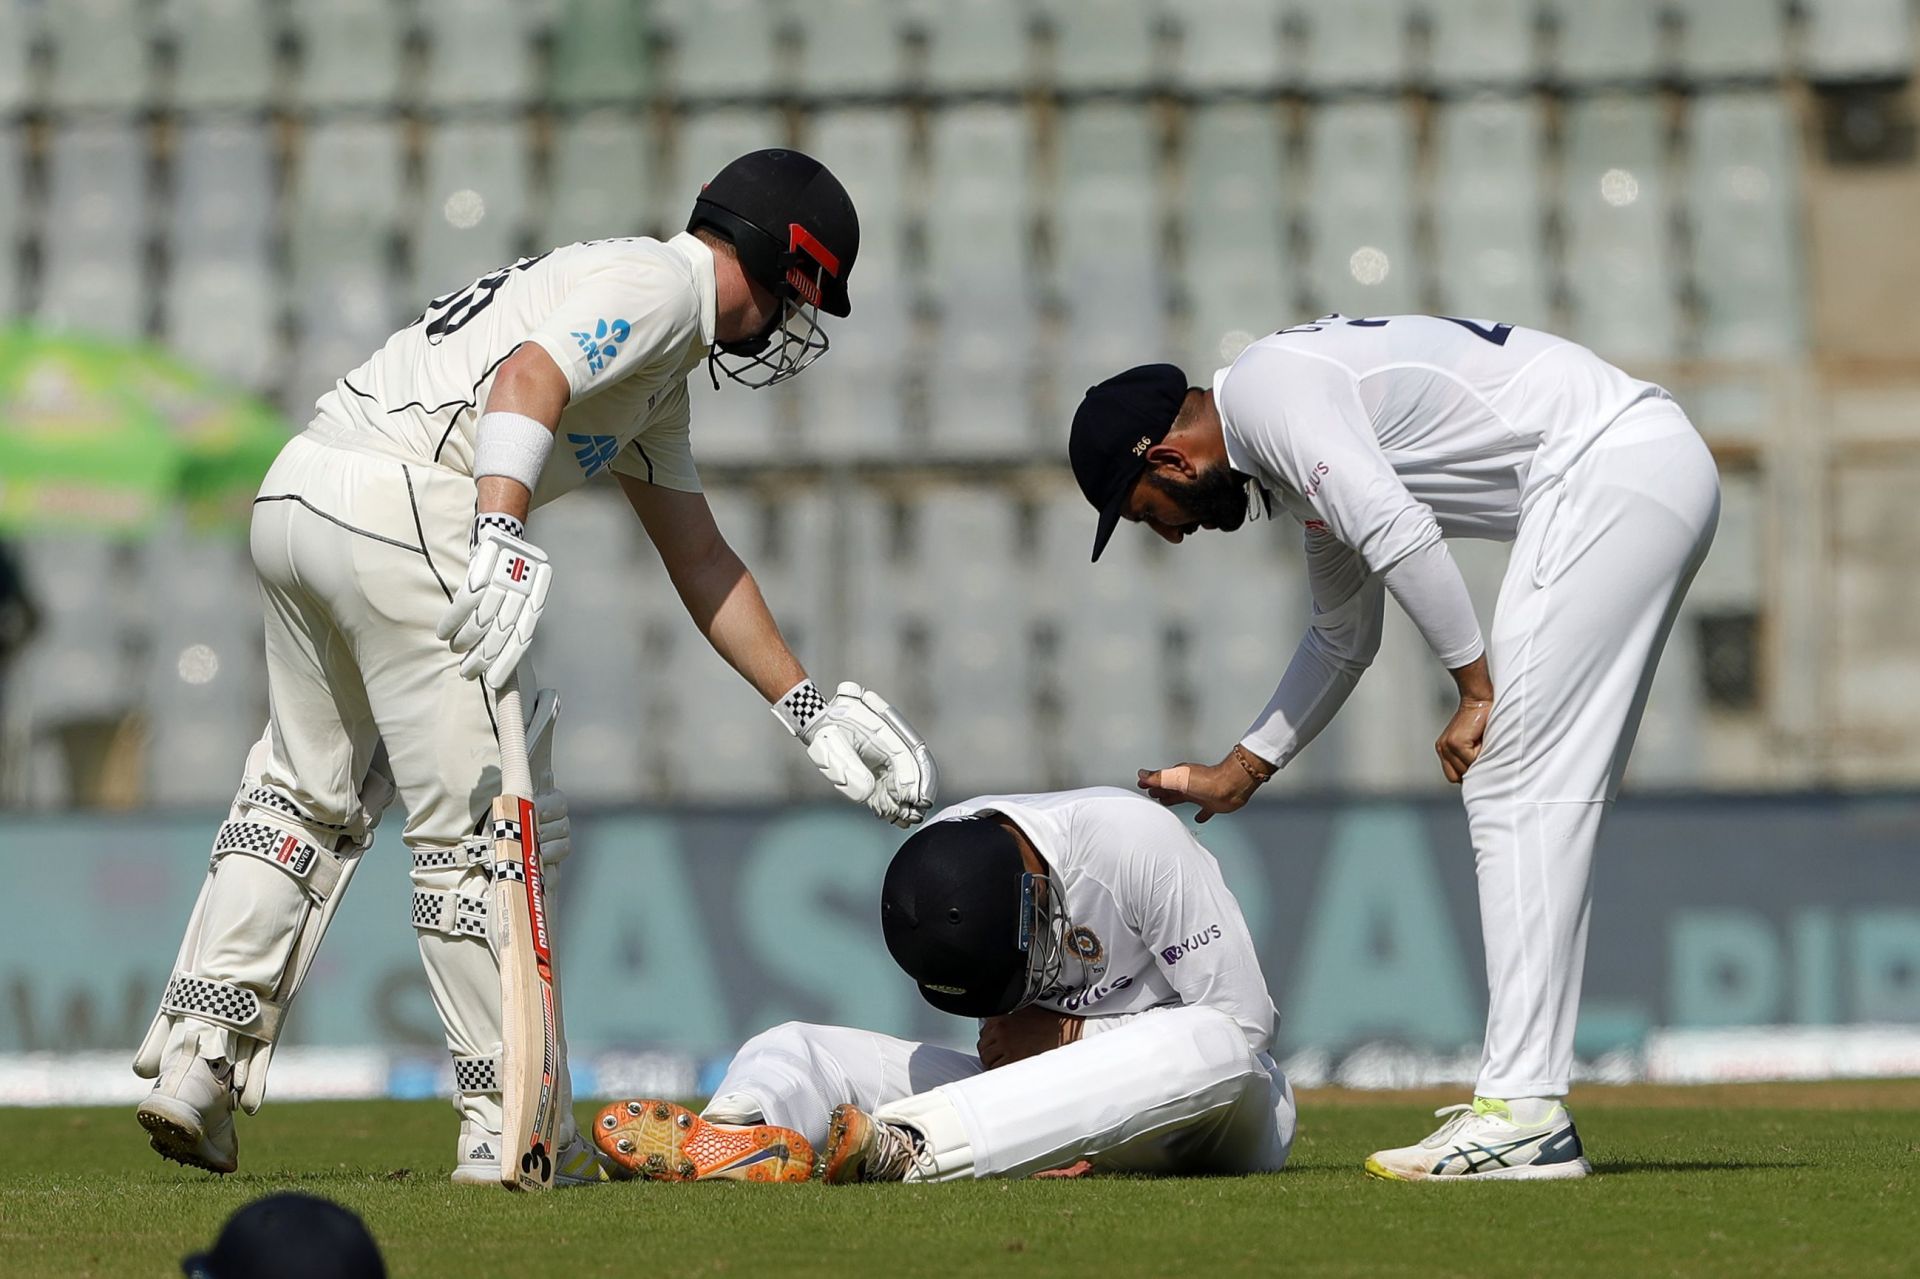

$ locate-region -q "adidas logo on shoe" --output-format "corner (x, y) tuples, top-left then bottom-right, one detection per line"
(468, 1142), (494, 1161)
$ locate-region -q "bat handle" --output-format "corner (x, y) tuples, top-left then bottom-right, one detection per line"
(496, 668), (532, 799)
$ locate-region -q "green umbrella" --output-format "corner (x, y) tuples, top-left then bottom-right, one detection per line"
(0, 327), (291, 536)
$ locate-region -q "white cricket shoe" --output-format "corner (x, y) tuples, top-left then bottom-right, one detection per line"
(136, 1055), (239, 1175)
(451, 1120), (612, 1187)
(1365, 1097), (1592, 1182)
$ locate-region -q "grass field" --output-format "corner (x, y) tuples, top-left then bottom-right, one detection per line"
(4, 1082), (1917, 1277)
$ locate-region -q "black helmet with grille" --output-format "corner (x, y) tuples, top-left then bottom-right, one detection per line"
(688, 148), (858, 318)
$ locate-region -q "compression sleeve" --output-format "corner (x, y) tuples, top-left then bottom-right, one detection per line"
(1381, 538), (1485, 669)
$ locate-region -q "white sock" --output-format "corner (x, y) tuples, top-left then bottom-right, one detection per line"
(1495, 1096), (1562, 1126)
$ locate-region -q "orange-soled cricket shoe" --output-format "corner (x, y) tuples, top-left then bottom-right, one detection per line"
(593, 1100), (814, 1183)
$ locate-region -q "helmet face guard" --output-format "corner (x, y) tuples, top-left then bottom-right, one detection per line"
(699, 212), (845, 389)
(1011, 871), (1068, 1012)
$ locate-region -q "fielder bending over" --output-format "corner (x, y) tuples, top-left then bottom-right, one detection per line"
(133, 150), (936, 1183)
(1069, 314), (1719, 1181)
(593, 787), (1296, 1184)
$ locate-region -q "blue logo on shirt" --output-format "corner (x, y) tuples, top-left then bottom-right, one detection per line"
(568, 433), (620, 478)
(571, 318), (632, 376)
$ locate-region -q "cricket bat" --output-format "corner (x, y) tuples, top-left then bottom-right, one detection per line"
(491, 670), (560, 1190)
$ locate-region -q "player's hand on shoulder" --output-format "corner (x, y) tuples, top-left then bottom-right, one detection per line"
(435, 513), (553, 689)
(774, 679), (937, 828)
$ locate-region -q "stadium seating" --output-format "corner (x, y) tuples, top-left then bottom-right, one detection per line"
(1286, 0), (1414, 94)
(915, 0), (1037, 95)
(162, 0), (281, 111)
(1672, 0), (1788, 80)
(288, 0), (407, 109)
(1419, 0), (1537, 89)
(1559, 96), (1678, 362)
(655, 0), (787, 100)
(1687, 93), (1803, 358)
(794, 0), (910, 98)
(419, 0), (544, 110)
(1800, 0), (1916, 82)
(0, 126), (20, 317)
(0, 1), (29, 115)
(165, 122), (278, 389)
(43, 0), (155, 112)
(1182, 102), (1290, 373)
(1542, 0), (1667, 85)
(413, 121), (536, 304)
(37, 124), (148, 340)
(1431, 97), (1553, 330)
(1167, 0), (1285, 93)
(1039, 0), (1162, 92)
(543, 111), (657, 249)
(1302, 102), (1420, 317)
(548, 0), (651, 106)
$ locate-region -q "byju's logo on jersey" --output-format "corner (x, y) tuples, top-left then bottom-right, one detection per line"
(568, 433), (619, 478)
(571, 317), (632, 376)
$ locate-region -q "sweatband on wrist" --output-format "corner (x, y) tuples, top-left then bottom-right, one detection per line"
(472, 411), (554, 492)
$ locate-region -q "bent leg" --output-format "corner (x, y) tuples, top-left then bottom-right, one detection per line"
(888, 1005), (1290, 1181)
(704, 1021), (983, 1151)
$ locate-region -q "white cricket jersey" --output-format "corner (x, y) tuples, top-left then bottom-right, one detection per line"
(930, 787), (1278, 1056)
(314, 233), (718, 506)
(1215, 314), (1669, 570)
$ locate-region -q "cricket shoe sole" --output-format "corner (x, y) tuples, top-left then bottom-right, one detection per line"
(593, 1100), (814, 1183)
(137, 1092), (237, 1175)
(1365, 1154), (1593, 1182)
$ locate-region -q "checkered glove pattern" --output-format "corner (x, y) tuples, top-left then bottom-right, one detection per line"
(775, 679), (938, 829)
(436, 517), (552, 689)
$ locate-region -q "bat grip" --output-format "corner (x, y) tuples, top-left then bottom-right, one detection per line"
(496, 669), (533, 799)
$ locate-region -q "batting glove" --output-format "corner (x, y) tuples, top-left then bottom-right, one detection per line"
(436, 513), (552, 689)
(526, 686), (571, 870)
(775, 680), (939, 829)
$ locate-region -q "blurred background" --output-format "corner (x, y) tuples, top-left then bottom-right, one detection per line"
(1, 1), (1917, 1099)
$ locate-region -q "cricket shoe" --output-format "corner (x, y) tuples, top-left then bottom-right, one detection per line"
(592, 1100), (814, 1183)
(815, 1103), (930, 1184)
(451, 1120), (613, 1187)
(136, 1055), (238, 1175)
(1365, 1097), (1591, 1182)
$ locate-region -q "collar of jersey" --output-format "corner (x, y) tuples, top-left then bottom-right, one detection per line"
(1212, 363), (1265, 489)
(667, 231), (720, 350)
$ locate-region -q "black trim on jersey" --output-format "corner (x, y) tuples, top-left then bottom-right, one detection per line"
(403, 466), (455, 605)
(336, 347), (528, 467)
(632, 442), (655, 484)
(252, 495), (423, 556)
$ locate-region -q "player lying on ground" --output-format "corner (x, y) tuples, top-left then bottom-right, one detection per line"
(594, 787), (1296, 1183)
(1069, 314), (1721, 1180)
(132, 150), (936, 1184)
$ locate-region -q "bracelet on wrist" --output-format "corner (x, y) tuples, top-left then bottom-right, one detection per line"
(1231, 743), (1276, 786)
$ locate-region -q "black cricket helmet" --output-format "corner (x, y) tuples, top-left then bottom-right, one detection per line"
(687, 148), (858, 388)
(880, 814), (1067, 1019)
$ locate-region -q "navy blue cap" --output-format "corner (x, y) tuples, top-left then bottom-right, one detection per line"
(1068, 363), (1190, 562)
(182, 1193), (385, 1279)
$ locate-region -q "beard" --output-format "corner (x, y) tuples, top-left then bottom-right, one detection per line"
(1143, 462), (1251, 533)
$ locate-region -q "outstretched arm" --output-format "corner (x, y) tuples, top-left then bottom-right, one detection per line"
(616, 475), (807, 701)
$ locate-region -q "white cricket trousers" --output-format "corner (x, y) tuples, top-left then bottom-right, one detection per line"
(705, 1007), (1297, 1180)
(185, 422), (545, 1131)
(1467, 399), (1720, 1099)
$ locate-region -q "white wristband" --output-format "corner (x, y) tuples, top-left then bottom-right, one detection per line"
(472, 411), (554, 492)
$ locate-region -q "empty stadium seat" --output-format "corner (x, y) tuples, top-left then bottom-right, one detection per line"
(1687, 93), (1804, 357)
(1800, 0), (1915, 83)
(1183, 104), (1290, 375)
(1039, 0), (1160, 92)
(44, 0), (155, 112)
(923, 105), (1040, 458)
(6, 538), (138, 728)
(1431, 97), (1553, 330)
(1285, 0), (1412, 94)
(168, 123), (275, 262)
(549, 0), (652, 106)
(1301, 102), (1419, 316)
(0, 1), (30, 114)
(0, 126), (21, 316)
(685, 363), (781, 464)
(413, 121), (534, 304)
(1558, 96), (1678, 362)
(37, 124), (149, 340)
(289, 0), (407, 109)
(419, 0), (543, 109)
(914, 0), (1036, 95)
(165, 263), (280, 390)
(1543, 0), (1667, 85)
(794, 0), (910, 97)
(1671, 0), (1788, 80)
(162, 0), (281, 111)
(654, 0), (786, 100)
(1419, 0), (1537, 89)
(543, 112), (656, 248)
(1168, 0), (1284, 93)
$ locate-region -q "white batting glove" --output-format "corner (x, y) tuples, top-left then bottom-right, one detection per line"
(774, 679), (938, 829)
(435, 513), (552, 690)
(526, 686), (571, 870)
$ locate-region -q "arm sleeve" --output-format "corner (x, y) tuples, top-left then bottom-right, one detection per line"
(607, 380), (702, 493)
(1240, 522), (1384, 767)
(521, 261), (699, 403)
(1381, 539), (1484, 669)
(1115, 810), (1278, 1056)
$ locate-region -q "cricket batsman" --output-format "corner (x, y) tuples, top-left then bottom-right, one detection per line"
(1069, 314), (1720, 1180)
(131, 149), (937, 1183)
(592, 787), (1297, 1184)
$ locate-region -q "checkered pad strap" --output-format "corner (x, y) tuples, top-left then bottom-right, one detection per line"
(471, 511), (525, 549)
(772, 678), (828, 739)
(160, 973), (285, 1042)
(410, 888), (490, 939)
(453, 1053), (500, 1097)
(412, 837), (492, 873)
(212, 820), (342, 901)
(244, 787), (346, 831)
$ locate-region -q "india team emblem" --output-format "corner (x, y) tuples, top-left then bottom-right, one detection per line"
(1068, 925), (1106, 979)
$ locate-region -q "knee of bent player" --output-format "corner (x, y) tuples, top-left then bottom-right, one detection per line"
(1151, 1005), (1265, 1094)
(734, 1021), (840, 1072)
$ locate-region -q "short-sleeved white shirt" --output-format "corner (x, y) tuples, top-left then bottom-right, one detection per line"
(314, 233), (717, 507)
(929, 787), (1279, 1057)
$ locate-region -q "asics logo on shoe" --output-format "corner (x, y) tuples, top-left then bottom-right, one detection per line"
(1432, 1125), (1579, 1175)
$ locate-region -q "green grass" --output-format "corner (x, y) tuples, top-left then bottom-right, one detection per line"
(4, 1082), (1917, 1277)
